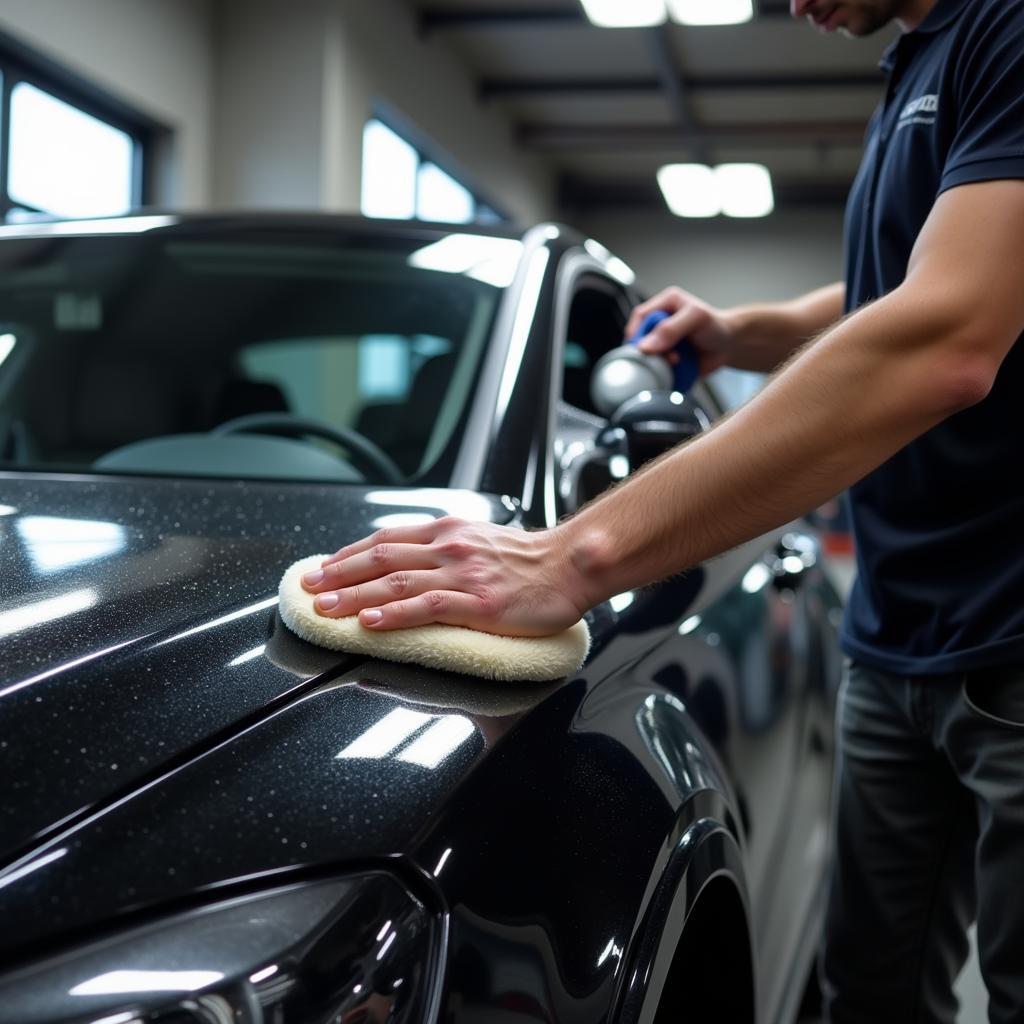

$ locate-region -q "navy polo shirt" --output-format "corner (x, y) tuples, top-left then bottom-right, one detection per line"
(841, 0), (1024, 675)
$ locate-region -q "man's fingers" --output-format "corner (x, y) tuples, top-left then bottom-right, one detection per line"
(320, 519), (445, 568)
(312, 570), (444, 617)
(355, 591), (493, 631)
(623, 287), (692, 339)
(638, 304), (708, 355)
(304, 543), (440, 592)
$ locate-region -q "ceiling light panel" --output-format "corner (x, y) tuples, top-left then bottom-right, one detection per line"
(579, 0), (667, 28)
(716, 163), (775, 217)
(667, 0), (754, 25)
(657, 164), (721, 218)
(657, 163), (775, 218)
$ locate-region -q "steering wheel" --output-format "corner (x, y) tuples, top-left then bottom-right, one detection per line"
(213, 413), (404, 485)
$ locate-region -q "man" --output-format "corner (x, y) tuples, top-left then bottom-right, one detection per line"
(302, 0), (1024, 1019)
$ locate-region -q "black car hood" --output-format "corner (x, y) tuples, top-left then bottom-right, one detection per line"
(0, 472), (515, 869)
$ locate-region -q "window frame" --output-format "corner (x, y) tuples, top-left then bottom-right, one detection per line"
(362, 107), (510, 225)
(0, 29), (165, 220)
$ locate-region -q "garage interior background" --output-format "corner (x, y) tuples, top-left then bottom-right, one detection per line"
(0, 0), (986, 1019)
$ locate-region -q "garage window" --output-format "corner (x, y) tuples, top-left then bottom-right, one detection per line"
(360, 117), (504, 225)
(0, 35), (155, 222)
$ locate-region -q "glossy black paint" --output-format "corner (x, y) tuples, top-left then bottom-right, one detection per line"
(0, 214), (842, 1024)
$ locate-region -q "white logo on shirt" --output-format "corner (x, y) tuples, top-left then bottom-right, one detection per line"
(898, 93), (939, 129)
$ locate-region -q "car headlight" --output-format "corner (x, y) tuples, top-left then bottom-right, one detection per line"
(0, 871), (444, 1024)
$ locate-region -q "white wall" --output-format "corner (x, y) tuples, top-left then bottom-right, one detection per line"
(212, 0), (333, 210)
(0, 0), (553, 223)
(213, 0), (555, 224)
(579, 207), (846, 307)
(578, 206), (846, 406)
(0, 0), (215, 208)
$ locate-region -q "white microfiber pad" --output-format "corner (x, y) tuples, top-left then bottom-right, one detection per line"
(278, 555), (591, 682)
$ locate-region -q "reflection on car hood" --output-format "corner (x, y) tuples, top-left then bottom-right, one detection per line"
(0, 472), (514, 869)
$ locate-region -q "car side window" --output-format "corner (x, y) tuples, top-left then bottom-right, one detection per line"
(561, 279), (632, 417)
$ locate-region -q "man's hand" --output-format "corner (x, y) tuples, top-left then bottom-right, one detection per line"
(300, 517), (590, 635)
(624, 286), (738, 377)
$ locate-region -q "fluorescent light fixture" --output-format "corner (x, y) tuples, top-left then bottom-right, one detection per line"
(228, 644), (266, 667)
(657, 164), (720, 218)
(0, 589), (98, 640)
(434, 847), (453, 876)
(371, 513), (438, 530)
(336, 708), (433, 760)
(365, 488), (496, 522)
(397, 715), (475, 769)
(657, 163), (774, 218)
(409, 234), (524, 288)
(579, 0), (667, 27)
(154, 596), (279, 648)
(0, 848), (67, 892)
(0, 333), (15, 369)
(741, 562), (772, 594)
(667, 0), (753, 24)
(0, 215), (176, 239)
(17, 516), (126, 574)
(70, 970), (224, 996)
(583, 239), (636, 286)
(716, 162), (775, 217)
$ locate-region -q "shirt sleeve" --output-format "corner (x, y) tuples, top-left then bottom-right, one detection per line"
(940, 2), (1024, 194)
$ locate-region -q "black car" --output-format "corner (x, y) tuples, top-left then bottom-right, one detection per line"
(0, 213), (842, 1024)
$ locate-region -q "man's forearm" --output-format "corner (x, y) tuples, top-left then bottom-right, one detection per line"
(559, 283), (987, 608)
(723, 282), (846, 372)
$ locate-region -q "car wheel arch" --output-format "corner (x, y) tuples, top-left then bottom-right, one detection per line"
(613, 813), (756, 1024)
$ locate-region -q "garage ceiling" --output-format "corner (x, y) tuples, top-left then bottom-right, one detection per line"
(409, 0), (897, 213)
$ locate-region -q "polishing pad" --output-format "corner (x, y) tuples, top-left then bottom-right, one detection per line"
(278, 555), (591, 682)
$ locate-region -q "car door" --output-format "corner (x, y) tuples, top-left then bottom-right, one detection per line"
(550, 260), (838, 1021)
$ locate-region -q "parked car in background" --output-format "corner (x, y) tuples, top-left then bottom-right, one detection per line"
(0, 213), (841, 1023)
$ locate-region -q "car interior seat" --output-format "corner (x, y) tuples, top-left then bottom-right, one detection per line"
(211, 377), (289, 426)
(355, 353), (456, 476)
(73, 360), (187, 460)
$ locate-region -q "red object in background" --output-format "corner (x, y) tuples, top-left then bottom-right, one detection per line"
(822, 531), (855, 557)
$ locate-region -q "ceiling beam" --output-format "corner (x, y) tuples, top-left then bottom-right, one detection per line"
(645, 24), (708, 161)
(418, 3), (795, 35)
(558, 174), (851, 210)
(418, 6), (585, 35)
(518, 120), (868, 150)
(480, 71), (882, 98)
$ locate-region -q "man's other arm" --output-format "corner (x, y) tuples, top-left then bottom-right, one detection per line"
(304, 181), (1024, 634)
(628, 281), (846, 375)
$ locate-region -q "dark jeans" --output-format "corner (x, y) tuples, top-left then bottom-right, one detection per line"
(822, 659), (1024, 1024)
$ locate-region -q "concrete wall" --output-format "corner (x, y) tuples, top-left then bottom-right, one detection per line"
(0, 0), (215, 208)
(213, 0), (555, 223)
(578, 207), (846, 307)
(577, 206), (846, 406)
(212, 0), (333, 210)
(0, 0), (553, 223)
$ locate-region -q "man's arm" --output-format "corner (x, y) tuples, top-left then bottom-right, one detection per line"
(627, 281), (846, 375)
(303, 180), (1024, 635)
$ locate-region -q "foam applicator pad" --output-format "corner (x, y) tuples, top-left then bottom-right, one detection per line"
(278, 555), (591, 682)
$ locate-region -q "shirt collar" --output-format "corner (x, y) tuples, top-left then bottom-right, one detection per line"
(878, 0), (970, 71)
(914, 0), (971, 33)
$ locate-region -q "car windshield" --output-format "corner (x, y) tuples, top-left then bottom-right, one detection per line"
(0, 224), (518, 485)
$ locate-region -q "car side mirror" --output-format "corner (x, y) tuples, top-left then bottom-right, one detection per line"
(609, 390), (710, 469)
(558, 426), (629, 513)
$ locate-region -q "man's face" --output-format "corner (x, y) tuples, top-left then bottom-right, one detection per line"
(790, 0), (904, 36)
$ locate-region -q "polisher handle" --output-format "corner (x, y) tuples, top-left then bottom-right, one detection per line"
(630, 310), (700, 393)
